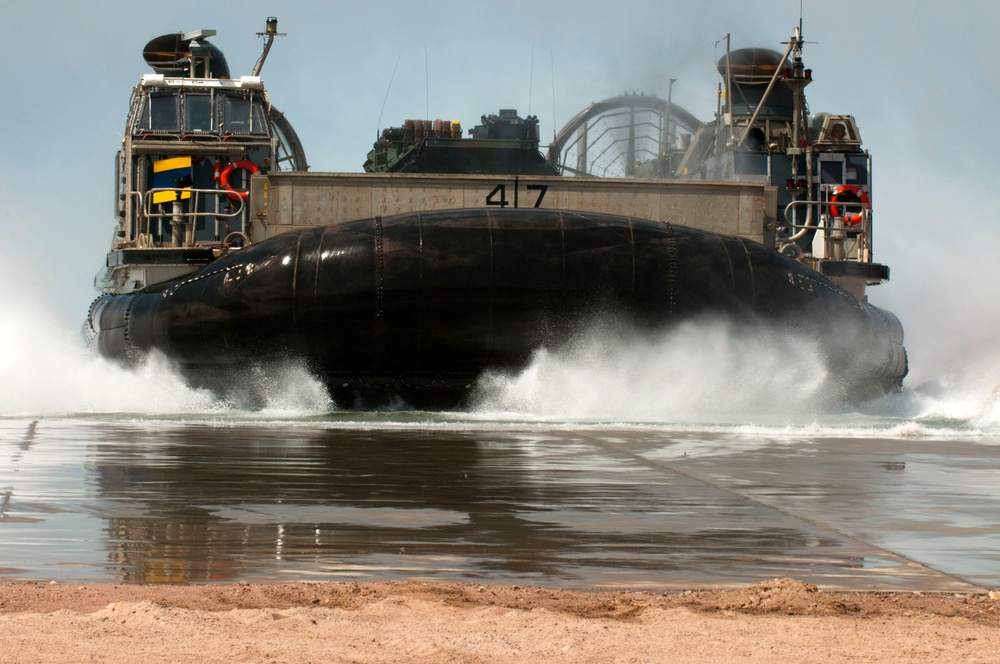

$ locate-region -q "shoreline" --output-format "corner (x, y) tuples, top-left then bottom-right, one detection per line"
(2, 578), (998, 662)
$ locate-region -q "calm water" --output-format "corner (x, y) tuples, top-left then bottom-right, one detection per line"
(2, 411), (999, 590)
(2, 308), (999, 589)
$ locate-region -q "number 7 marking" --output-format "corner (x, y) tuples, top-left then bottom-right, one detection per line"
(526, 184), (548, 208)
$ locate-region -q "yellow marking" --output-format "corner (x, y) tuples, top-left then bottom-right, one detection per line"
(153, 156), (193, 172)
(152, 157), (193, 204)
(152, 189), (191, 204)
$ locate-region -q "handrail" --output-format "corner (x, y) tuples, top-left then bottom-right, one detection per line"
(782, 198), (872, 263)
(142, 187), (245, 220)
(124, 187), (248, 247)
(783, 198), (870, 228)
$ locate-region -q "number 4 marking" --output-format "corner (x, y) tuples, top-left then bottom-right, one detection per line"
(486, 184), (508, 207)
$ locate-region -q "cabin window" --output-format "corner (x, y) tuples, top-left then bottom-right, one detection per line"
(222, 95), (268, 134)
(251, 99), (268, 135)
(223, 96), (251, 133)
(823, 119), (858, 143)
(135, 99), (148, 132)
(184, 93), (213, 132)
(147, 93), (180, 132)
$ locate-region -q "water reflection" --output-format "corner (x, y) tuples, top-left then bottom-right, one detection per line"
(86, 424), (862, 585)
(2, 420), (991, 590)
(94, 427), (529, 582)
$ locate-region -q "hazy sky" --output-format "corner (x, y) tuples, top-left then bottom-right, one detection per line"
(1, 0), (997, 386)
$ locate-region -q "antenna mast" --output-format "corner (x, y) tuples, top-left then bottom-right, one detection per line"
(252, 17), (283, 77)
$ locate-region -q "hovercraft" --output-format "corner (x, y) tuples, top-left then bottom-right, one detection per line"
(87, 19), (906, 408)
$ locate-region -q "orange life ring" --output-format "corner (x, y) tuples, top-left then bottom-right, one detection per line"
(218, 160), (260, 202)
(829, 185), (870, 227)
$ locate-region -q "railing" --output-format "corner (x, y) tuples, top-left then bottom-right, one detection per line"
(781, 196), (872, 263)
(125, 188), (247, 247)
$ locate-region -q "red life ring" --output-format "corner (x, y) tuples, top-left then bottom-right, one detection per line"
(218, 160), (260, 202)
(829, 185), (870, 227)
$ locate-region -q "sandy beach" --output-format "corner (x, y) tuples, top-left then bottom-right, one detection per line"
(2, 578), (998, 662)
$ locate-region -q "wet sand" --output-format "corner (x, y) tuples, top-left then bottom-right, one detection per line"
(2, 579), (999, 662)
